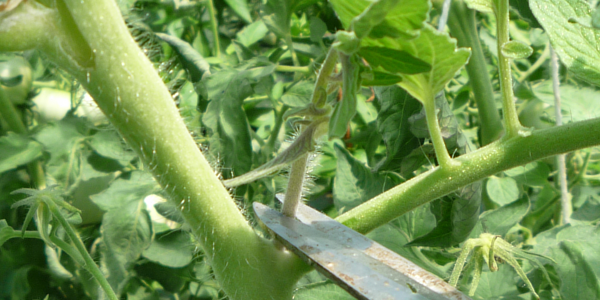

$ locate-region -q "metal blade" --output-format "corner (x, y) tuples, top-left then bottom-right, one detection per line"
(253, 201), (471, 300)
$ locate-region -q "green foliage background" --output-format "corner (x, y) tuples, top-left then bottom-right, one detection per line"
(1, 0), (600, 299)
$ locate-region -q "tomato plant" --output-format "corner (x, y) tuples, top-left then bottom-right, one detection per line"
(1, 0), (600, 299)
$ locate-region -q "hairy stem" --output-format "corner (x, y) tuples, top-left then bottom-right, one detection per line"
(495, 0), (522, 137)
(447, 1), (504, 144)
(337, 116), (600, 233)
(2, 0), (308, 298)
(46, 200), (118, 300)
(550, 45), (571, 224)
(282, 153), (309, 217)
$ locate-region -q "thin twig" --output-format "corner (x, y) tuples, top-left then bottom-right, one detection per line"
(438, 0), (453, 31)
(550, 45), (571, 224)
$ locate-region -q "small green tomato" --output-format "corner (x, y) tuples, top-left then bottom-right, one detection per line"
(0, 56), (33, 105)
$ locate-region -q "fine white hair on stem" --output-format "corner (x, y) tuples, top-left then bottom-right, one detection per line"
(438, 0), (453, 31)
(550, 45), (571, 224)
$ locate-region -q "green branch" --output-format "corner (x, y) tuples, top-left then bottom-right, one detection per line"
(447, 1), (504, 145)
(46, 200), (118, 300)
(337, 116), (600, 233)
(495, 0), (523, 137)
(424, 92), (458, 168)
(206, 0), (221, 57)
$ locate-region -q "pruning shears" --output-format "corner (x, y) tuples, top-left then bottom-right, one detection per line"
(253, 200), (472, 300)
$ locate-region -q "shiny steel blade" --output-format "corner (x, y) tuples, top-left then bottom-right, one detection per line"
(253, 201), (471, 300)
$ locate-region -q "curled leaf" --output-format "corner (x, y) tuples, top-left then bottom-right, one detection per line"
(501, 40), (533, 59)
(333, 31), (361, 55)
(0, 0), (23, 12)
(464, 0), (494, 13)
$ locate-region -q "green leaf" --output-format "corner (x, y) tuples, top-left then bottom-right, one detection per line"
(0, 219), (17, 247)
(332, 31), (361, 55)
(552, 241), (600, 299)
(102, 200), (153, 263)
(156, 33), (211, 83)
(361, 70), (403, 86)
(472, 266), (523, 299)
(154, 202), (186, 224)
(479, 195), (529, 236)
(571, 196), (600, 223)
(329, 0), (429, 39)
(224, 0), (252, 23)
(34, 117), (86, 165)
(501, 40), (533, 59)
(534, 225), (600, 285)
(532, 81), (600, 122)
(329, 54), (360, 139)
(294, 281), (355, 300)
(333, 144), (401, 210)
(367, 218), (448, 278)
(408, 93), (468, 153)
(90, 171), (159, 211)
(374, 86), (422, 170)
(358, 47), (431, 75)
(309, 17), (327, 43)
(486, 176), (520, 206)
(90, 130), (136, 167)
(202, 61), (275, 176)
(101, 239), (130, 294)
(135, 262), (191, 293)
(408, 182), (482, 247)
(510, 0), (542, 28)
(142, 230), (194, 268)
(385, 25), (471, 103)
(350, 0), (401, 39)
(530, 0), (600, 86)
(260, 0), (296, 39)
(504, 162), (550, 188)
(280, 81), (313, 107)
(0, 133), (43, 173)
(45, 245), (73, 280)
(463, 0), (494, 13)
(237, 20), (269, 47)
(593, 5), (600, 29)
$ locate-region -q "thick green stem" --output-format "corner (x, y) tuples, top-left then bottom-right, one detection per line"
(447, 1), (504, 144)
(337, 116), (600, 233)
(46, 200), (118, 300)
(495, 0), (522, 137)
(2, 0), (308, 298)
(206, 0), (221, 57)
